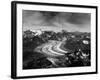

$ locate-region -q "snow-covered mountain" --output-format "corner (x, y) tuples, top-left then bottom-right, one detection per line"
(32, 29), (43, 36)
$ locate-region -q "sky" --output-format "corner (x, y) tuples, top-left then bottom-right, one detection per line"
(22, 10), (91, 32)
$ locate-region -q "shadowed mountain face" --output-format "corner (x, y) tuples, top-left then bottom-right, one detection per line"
(23, 10), (91, 32)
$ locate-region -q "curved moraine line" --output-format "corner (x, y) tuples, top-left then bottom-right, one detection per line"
(56, 42), (68, 53)
(34, 40), (68, 57)
(34, 40), (68, 66)
(42, 44), (60, 57)
(53, 41), (68, 54)
(48, 44), (65, 56)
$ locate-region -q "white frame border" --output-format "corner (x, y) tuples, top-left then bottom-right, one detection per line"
(16, 3), (96, 77)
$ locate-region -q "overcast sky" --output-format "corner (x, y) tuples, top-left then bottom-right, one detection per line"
(22, 10), (91, 32)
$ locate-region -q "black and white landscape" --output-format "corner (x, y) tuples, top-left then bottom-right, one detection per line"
(22, 10), (91, 69)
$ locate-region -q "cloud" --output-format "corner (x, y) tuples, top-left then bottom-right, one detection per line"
(67, 13), (90, 25)
(23, 10), (45, 26)
(23, 10), (91, 32)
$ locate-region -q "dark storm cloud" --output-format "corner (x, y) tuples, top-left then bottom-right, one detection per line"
(67, 13), (91, 25)
(23, 10), (45, 26)
(40, 12), (90, 26)
(23, 10), (59, 27)
(40, 11), (59, 26)
(23, 10), (91, 32)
